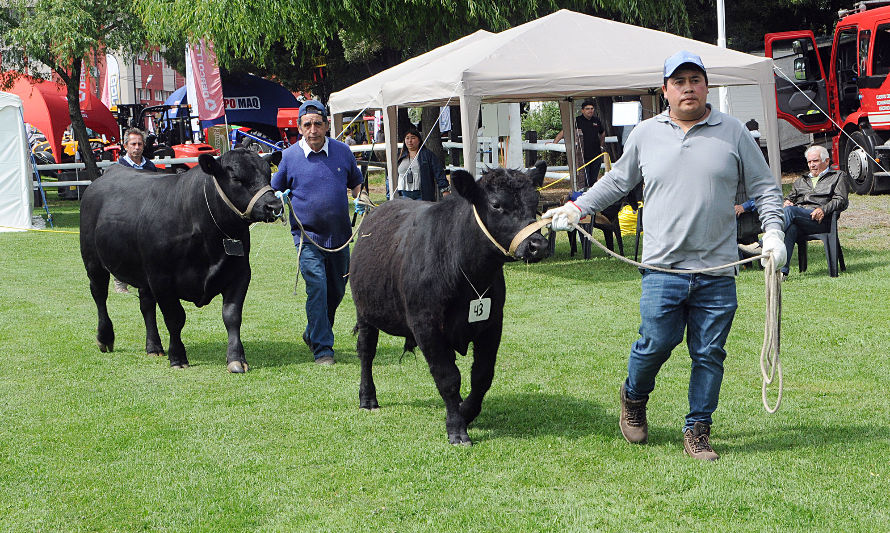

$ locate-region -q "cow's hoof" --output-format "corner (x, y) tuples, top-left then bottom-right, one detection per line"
(96, 340), (113, 353)
(449, 436), (473, 447)
(359, 398), (379, 410)
(147, 351), (165, 357)
(171, 363), (189, 369)
(227, 361), (246, 373)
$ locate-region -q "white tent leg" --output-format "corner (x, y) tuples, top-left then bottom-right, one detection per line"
(506, 103), (523, 169)
(759, 79), (783, 184)
(459, 95), (480, 178)
(382, 105), (399, 199)
(331, 113), (343, 140)
(558, 99), (578, 191)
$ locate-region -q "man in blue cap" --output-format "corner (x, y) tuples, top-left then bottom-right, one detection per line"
(545, 51), (786, 460)
(272, 100), (363, 365)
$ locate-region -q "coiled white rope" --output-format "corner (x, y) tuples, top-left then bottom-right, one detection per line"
(569, 222), (783, 413)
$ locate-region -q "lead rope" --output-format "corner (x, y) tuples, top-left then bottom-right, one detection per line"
(569, 222), (783, 413)
(278, 190), (377, 294)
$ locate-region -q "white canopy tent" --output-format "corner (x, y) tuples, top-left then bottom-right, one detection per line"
(0, 92), (34, 232)
(329, 9), (782, 185)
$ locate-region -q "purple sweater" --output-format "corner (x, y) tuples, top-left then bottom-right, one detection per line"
(271, 138), (363, 248)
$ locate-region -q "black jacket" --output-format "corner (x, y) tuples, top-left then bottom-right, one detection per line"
(786, 169), (849, 215)
(397, 147), (448, 201)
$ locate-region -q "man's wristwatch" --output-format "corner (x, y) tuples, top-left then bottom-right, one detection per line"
(440, 186), (451, 193)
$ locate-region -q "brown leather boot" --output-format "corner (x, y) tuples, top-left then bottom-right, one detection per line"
(683, 421), (720, 461)
(619, 384), (648, 444)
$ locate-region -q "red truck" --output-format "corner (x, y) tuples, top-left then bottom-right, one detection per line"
(766, 1), (890, 194)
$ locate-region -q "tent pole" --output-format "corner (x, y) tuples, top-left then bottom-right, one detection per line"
(459, 95), (480, 178)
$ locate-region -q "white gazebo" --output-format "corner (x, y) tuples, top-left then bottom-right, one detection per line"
(329, 9), (782, 186)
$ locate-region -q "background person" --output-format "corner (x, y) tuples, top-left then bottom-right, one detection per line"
(395, 127), (450, 201)
(544, 50), (785, 461)
(112, 127), (159, 293)
(271, 100), (363, 365)
(780, 145), (849, 277)
(117, 128), (158, 171)
(554, 98), (606, 187)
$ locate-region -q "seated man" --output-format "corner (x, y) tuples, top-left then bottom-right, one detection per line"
(780, 145), (849, 276)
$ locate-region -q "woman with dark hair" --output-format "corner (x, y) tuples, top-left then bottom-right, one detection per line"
(396, 127), (450, 200)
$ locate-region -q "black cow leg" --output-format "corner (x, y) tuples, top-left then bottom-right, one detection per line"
(356, 323), (380, 410)
(417, 333), (470, 445)
(221, 281), (248, 373)
(157, 297), (188, 369)
(138, 288), (165, 357)
(460, 329), (501, 425)
(87, 266), (114, 352)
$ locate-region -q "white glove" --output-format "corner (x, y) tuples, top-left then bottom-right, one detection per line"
(542, 201), (582, 231)
(761, 228), (787, 270)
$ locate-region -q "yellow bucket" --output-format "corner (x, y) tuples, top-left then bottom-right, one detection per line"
(618, 203), (642, 236)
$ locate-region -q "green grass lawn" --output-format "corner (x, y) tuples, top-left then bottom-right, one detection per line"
(1, 194), (889, 532)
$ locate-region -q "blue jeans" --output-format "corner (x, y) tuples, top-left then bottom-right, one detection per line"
(398, 190), (422, 200)
(625, 270), (738, 432)
(298, 243), (350, 359)
(782, 205), (830, 275)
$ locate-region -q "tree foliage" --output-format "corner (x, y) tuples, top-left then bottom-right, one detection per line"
(0, 0), (148, 180)
(137, 0), (689, 98)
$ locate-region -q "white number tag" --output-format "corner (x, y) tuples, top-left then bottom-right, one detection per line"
(468, 297), (491, 323)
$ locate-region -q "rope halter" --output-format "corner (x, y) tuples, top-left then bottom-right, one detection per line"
(472, 205), (549, 258)
(211, 175), (274, 220)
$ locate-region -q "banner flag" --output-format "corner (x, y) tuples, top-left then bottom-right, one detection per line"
(186, 39), (225, 121)
(101, 54), (120, 109)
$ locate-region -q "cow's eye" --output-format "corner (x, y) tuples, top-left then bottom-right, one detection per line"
(490, 200), (502, 211)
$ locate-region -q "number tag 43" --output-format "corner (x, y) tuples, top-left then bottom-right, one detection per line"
(468, 297), (491, 323)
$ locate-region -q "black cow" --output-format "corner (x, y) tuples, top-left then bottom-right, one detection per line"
(80, 148), (283, 372)
(349, 163), (549, 445)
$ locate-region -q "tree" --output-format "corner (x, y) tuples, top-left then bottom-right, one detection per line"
(0, 0), (147, 180)
(684, 0), (850, 52)
(138, 0), (690, 98)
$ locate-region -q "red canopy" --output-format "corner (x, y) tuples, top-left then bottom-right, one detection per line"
(8, 75), (119, 162)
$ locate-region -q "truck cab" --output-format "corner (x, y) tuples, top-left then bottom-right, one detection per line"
(766, 2), (890, 194)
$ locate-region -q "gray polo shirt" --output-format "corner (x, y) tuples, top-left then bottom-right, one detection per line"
(573, 106), (783, 276)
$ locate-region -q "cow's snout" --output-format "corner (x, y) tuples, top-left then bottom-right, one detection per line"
(256, 196), (284, 222)
(515, 232), (550, 262)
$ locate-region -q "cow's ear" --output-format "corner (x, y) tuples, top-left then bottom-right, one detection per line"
(262, 151), (283, 167)
(199, 154), (221, 176)
(451, 169), (478, 201)
(529, 160), (547, 188)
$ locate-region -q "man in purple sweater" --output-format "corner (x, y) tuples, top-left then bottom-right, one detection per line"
(272, 100), (363, 365)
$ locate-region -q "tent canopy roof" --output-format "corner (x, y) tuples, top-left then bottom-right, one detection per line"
(8, 75), (118, 162)
(331, 10), (774, 111)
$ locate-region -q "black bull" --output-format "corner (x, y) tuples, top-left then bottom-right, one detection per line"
(349, 163), (549, 445)
(79, 148), (283, 372)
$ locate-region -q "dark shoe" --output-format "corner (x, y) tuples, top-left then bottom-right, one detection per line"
(315, 355), (335, 366)
(619, 384), (648, 444)
(302, 332), (311, 347)
(683, 421), (719, 461)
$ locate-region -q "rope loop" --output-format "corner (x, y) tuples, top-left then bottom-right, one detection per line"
(568, 220), (784, 413)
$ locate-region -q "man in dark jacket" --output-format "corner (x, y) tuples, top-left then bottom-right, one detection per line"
(554, 98), (606, 187)
(112, 128), (158, 293)
(781, 145), (849, 276)
(117, 128), (158, 171)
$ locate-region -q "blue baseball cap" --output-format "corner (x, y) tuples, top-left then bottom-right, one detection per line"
(663, 50), (707, 79)
(298, 99), (327, 120)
